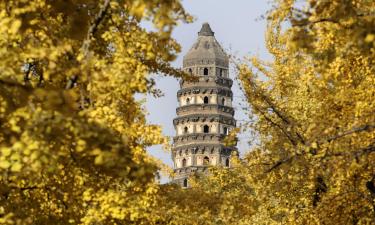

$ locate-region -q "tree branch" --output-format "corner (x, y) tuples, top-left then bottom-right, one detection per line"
(292, 13), (366, 28)
(292, 18), (339, 27)
(242, 75), (306, 145)
(66, 0), (111, 90)
(262, 96), (306, 144)
(325, 124), (375, 143)
(0, 79), (33, 91)
(324, 142), (375, 158)
(81, 0), (111, 57)
(266, 156), (293, 173)
(253, 102), (298, 146)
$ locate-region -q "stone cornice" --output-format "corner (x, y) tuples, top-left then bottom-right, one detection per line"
(173, 114), (236, 126)
(176, 104), (234, 116)
(172, 143), (237, 155)
(177, 86), (232, 97)
(173, 133), (225, 142)
(171, 143), (236, 156)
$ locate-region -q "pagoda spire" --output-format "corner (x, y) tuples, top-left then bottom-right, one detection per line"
(198, 22), (214, 36)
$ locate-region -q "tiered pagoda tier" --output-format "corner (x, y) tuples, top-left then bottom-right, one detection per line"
(172, 23), (237, 187)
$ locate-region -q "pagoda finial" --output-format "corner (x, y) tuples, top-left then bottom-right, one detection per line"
(198, 22), (214, 36)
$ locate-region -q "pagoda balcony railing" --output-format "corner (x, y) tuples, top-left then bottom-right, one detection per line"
(176, 104), (234, 116)
(172, 133), (228, 146)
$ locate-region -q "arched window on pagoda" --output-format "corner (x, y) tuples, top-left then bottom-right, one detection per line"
(203, 156), (210, 165)
(203, 68), (208, 75)
(204, 96), (209, 104)
(203, 125), (209, 133)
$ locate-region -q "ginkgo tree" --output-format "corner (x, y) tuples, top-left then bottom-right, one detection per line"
(0, 0), (191, 224)
(238, 0), (375, 223)
(1, 0), (374, 224)
(156, 0), (375, 224)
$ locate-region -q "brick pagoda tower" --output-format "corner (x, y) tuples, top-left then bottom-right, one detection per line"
(172, 23), (237, 187)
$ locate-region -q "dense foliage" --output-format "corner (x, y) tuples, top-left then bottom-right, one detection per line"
(1, 0), (374, 224)
(237, 0), (375, 223)
(0, 0), (191, 224)
(240, 0), (375, 224)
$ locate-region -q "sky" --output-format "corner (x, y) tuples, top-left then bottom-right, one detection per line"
(144, 0), (272, 182)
